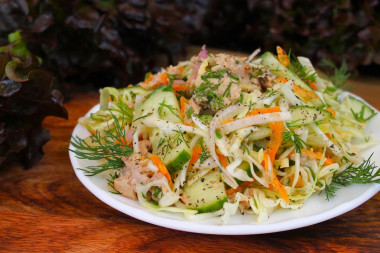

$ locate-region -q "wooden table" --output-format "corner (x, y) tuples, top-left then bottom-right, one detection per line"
(1, 77), (380, 252)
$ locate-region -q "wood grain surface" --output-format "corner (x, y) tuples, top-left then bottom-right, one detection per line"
(1, 78), (380, 252)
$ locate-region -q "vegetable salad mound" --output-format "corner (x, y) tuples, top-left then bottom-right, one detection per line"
(70, 46), (379, 224)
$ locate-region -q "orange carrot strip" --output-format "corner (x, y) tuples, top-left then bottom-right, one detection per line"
(144, 73), (153, 84)
(151, 155), (173, 188)
(301, 149), (334, 165)
(266, 121), (284, 163)
(217, 153), (229, 168)
(220, 119), (234, 125)
(263, 152), (290, 203)
(276, 46), (290, 67)
(187, 147), (202, 171)
(179, 66), (184, 73)
(325, 133), (331, 138)
(173, 84), (188, 91)
(289, 174), (303, 188)
(89, 129), (97, 135)
(160, 72), (169, 85)
(309, 82), (317, 90)
(180, 97), (193, 126)
(294, 85), (319, 100)
(246, 106), (281, 117)
(325, 108), (336, 117)
(226, 181), (253, 195)
(277, 77), (288, 83)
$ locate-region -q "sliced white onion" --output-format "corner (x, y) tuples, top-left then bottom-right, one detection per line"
(247, 48), (261, 63)
(226, 158), (253, 182)
(281, 83), (302, 106)
(220, 112), (292, 134)
(310, 123), (343, 157)
(191, 115), (208, 132)
(292, 153), (300, 188)
(209, 104), (242, 188)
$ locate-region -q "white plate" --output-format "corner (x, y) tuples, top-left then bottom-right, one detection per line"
(69, 94), (380, 235)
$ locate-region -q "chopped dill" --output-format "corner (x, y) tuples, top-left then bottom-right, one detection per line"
(282, 130), (306, 153)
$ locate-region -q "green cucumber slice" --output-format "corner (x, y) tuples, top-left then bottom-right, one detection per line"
(288, 106), (332, 127)
(184, 169), (228, 213)
(346, 95), (377, 123)
(261, 52), (323, 107)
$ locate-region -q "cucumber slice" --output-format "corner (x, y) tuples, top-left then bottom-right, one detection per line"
(184, 169), (228, 213)
(288, 106), (332, 127)
(261, 52), (323, 107)
(134, 85), (182, 124)
(345, 95), (377, 123)
(120, 85), (152, 97)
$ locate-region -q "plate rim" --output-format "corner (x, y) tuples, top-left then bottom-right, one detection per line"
(69, 92), (380, 235)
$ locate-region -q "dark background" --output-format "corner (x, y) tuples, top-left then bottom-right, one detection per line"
(1, 0), (379, 93)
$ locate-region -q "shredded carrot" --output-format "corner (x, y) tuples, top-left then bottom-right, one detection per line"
(289, 174), (303, 188)
(115, 137), (128, 145)
(277, 77), (288, 83)
(309, 82), (317, 90)
(325, 108), (336, 117)
(187, 147), (202, 171)
(294, 84), (319, 100)
(150, 154), (173, 188)
(180, 96), (193, 126)
(180, 97), (188, 119)
(220, 119), (234, 125)
(89, 129), (97, 135)
(144, 73), (153, 84)
(217, 153), (229, 168)
(179, 66), (184, 73)
(266, 121), (284, 163)
(127, 84), (133, 88)
(263, 151), (290, 203)
(173, 84), (188, 91)
(246, 106), (281, 117)
(325, 133), (331, 138)
(160, 72), (169, 85)
(226, 181), (253, 195)
(276, 46), (290, 67)
(301, 149), (334, 165)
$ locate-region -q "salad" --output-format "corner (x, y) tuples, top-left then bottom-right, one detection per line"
(70, 46), (380, 224)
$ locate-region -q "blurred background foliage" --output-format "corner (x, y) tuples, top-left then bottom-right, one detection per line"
(0, 0), (379, 93)
(0, 0), (379, 169)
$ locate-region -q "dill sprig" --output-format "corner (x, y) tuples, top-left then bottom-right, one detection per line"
(282, 130), (306, 153)
(320, 59), (351, 90)
(325, 153), (379, 200)
(106, 172), (121, 194)
(288, 51), (317, 86)
(325, 184), (340, 201)
(158, 99), (182, 120)
(199, 139), (210, 163)
(240, 132), (252, 155)
(69, 113), (133, 176)
(333, 154), (380, 185)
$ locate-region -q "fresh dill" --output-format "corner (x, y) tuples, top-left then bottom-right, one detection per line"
(282, 130), (306, 153)
(350, 106), (376, 123)
(223, 82), (233, 98)
(186, 106), (194, 119)
(158, 99), (182, 120)
(324, 184), (340, 201)
(288, 53), (317, 86)
(106, 172), (121, 194)
(199, 139), (210, 163)
(173, 127), (190, 148)
(325, 153), (380, 200)
(133, 112), (153, 122)
(69, 113), (133, 176)
(320, 59), (351, 90)
(240, 133), (252, 155)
